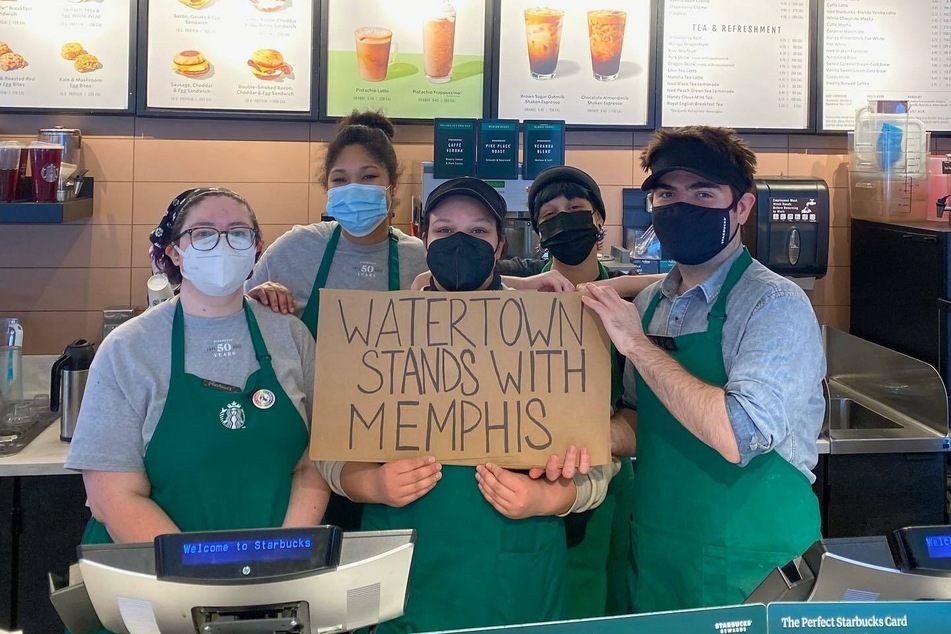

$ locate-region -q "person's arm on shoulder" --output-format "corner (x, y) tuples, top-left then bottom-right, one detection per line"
(503, 269), (575, 292)
(590, 273), (665, 298)
(581, 284), (740, 463)
(283, 453), (331, 527)
(83, 471), (179, 542)
(723, 290), (826, 466)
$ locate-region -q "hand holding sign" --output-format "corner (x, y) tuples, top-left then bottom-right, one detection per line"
(529, 445), (591, 481)
(475, 463), (575, 519)
(579, 283), (645, 359)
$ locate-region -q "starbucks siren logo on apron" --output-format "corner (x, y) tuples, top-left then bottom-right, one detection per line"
(219, 401), (246, 429)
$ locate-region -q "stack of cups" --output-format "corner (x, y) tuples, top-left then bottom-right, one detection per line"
(0, 141), (23, 203)
(29, 141), (64, 203)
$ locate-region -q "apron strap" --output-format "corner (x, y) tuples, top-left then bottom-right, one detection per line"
(242, 298), (274, 373)
(302, 225), (401, 337)
(706, 248), (754, 340)
(171, 299), (186, 376)
(302, 224), (343, 337)
(387, 227), (401, 291)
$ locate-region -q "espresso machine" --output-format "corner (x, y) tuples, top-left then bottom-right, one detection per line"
(415, 162), (541, 260)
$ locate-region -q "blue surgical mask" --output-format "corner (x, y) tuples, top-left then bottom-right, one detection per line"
(326, 183), (389, 237)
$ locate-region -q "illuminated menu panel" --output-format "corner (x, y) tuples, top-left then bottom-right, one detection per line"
(495, 0), (652, 126)
(661, 0), (811, 130)
(821, 0), (951, 131)
(323, 0), (486, 120)
(0, 0), (133, 111)
(145, 0), (313, 113)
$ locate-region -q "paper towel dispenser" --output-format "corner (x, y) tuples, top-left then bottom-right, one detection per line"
(742, 177), (830, 278)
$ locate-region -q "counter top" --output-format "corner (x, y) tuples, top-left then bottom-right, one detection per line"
(0, 419), (71, 477)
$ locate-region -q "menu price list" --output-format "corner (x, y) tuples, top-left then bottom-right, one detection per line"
(146, 0), (313, 113)
(661, 0), (810, 130)
(0, 0), (132, 111)
(496, 0), (652, 126)
(822, 0), (951, 131)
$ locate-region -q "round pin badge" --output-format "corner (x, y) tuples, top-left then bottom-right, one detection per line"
(252, 389), (276, 410)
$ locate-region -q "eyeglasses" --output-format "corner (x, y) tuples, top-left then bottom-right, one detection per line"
(176, 227), (257, 251)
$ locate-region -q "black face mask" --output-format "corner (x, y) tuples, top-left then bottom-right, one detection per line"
(651, 201), (738, 266)
(539, 212), (600, 266)
(427, 231), (498, 291)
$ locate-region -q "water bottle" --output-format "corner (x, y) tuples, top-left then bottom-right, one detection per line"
(2, 318), (23, 405)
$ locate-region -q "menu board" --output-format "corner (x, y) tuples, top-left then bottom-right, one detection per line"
(324, 0), (486, 120)
(0, 0), (133, 111)
(145, 0), (313, 113)
(660, 0), (811, 130)
(821, 0), (951, 131)
(495, 0), (652, 126)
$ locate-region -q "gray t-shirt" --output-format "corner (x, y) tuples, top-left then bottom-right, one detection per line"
(247, 222), (428, 319)
(65, 299), (315, 473)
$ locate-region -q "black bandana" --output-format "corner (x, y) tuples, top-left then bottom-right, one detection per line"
(148, 188), (206, 272)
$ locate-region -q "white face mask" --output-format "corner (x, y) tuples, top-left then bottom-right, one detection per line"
(175, 240), (257, 297)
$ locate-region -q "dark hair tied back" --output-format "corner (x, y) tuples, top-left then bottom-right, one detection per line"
(322, 110), (402, 191)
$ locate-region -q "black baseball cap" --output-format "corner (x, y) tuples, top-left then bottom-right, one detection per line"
(527, 165), (605, 230)
(423, 177), (507, 228)
(640, 137), (752, 194)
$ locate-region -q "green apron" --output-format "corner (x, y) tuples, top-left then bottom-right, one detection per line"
(539, 260), (635, 618)
(77, 300), (308, 634)
(362, 466), (567, 634)
(301, 223), (400, 531)
(82, 299), (308, 545)
(301, 224), (401, 337)
(630, 249), (821, 612)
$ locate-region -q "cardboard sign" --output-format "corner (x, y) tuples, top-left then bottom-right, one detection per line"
(310, 290), (612, 467)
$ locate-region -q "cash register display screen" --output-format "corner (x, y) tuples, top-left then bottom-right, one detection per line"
(925, 535), (951, 559)
(181, 536), (314, 566)
(156, 527), (340, 582)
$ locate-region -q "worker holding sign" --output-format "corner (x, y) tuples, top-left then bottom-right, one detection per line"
(581, 126), (824, 612)
(315, 177), (619, 634)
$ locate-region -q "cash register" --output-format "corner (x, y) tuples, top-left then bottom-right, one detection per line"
(50, 526), (415, 634)
(747, 525), (951, 603)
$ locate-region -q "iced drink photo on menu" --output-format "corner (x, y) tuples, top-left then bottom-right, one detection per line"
(423, 1), (456, 83)
(587, 9), (626, 81)
(524, 7), (564, 80)
(355, 27), (393, 82)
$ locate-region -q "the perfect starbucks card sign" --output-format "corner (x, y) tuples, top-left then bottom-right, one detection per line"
(768, 602), (951, 633)
(310, 290), (611, 467)
(495, 0), (652, 126)
(324, 0), (486, 119)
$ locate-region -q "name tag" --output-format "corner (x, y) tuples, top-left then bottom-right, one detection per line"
(202, 379), (242, 393)
(647, 335), (678, 351)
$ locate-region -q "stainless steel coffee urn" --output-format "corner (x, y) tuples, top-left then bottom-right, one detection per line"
(50, 339), (95, 442)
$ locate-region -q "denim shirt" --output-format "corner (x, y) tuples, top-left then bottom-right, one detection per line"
(622, 247), (826, 482)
